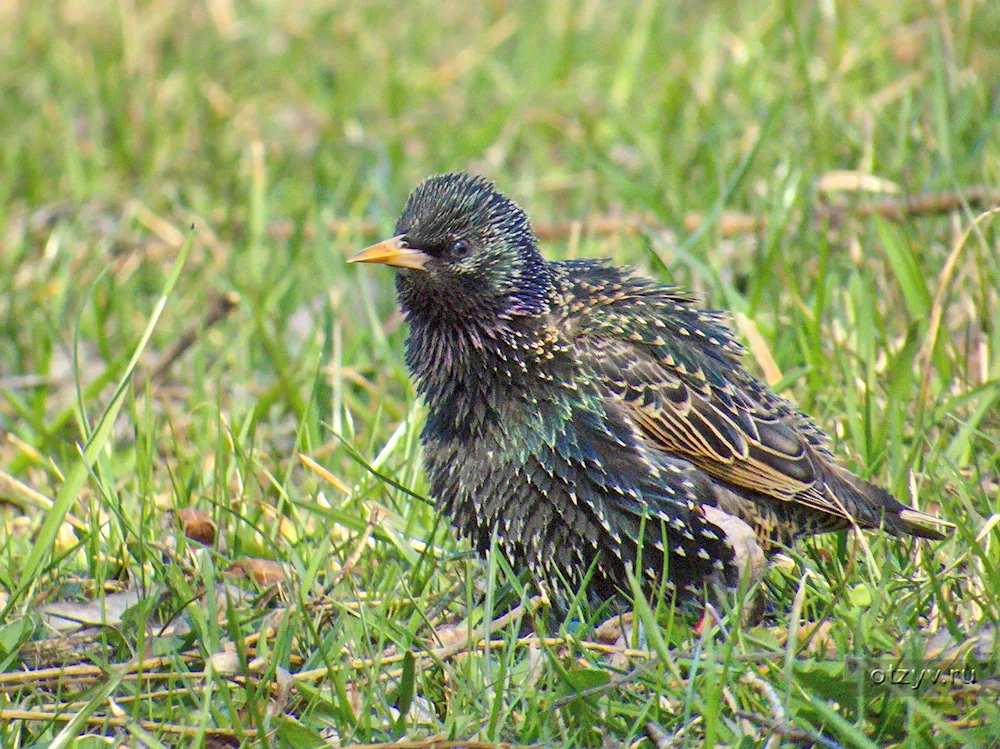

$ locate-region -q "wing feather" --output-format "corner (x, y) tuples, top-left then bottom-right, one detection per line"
(554, 265), (853, 525)
(550, 260), (951, 541)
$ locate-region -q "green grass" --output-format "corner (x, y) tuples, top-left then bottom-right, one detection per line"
(1, 0), (998, 746)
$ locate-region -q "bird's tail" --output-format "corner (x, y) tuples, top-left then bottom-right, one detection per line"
(826, 465), (954, 541)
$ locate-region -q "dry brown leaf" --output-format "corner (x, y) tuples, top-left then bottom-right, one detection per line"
(40, 588), (145, 632)
(176, 508), (217, 546)
(595, 611), (633, 644)
(228, 557), (288, 586)
(816, 170), (900, 195)
(429, 623), (466, 649)
(797, 621), (838, 658)
(208, 650), (241, 675)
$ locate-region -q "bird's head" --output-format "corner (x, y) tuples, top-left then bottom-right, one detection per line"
(349, 172), (553, 323)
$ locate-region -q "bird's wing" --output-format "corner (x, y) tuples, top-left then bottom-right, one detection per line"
(553, 263), (852, 524)
(573, 333), (854, 520)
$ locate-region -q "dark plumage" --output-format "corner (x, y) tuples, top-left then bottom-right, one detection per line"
(350, 172), (952, 603)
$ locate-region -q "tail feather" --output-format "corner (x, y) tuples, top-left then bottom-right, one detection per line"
(827, 465), (953, 541)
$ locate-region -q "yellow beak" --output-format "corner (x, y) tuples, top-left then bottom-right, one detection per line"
(348, 235), (431, 271)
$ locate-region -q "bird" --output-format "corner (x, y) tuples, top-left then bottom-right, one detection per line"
(348, 171), (952, 606)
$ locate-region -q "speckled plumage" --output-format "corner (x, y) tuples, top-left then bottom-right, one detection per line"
(350, 172), (952, 602)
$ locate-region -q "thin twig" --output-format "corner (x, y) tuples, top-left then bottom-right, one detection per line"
(734, 710), (845, 749)
(834, 185), (1000, 221)
(644, 717), (702, 748)
(0, 708), (238, 738)
(0, 292), (239, 391)
(139, 290), (240, 384)
(0, 374), (62, 389)
(271, 185), (1000, 249)
(336, 741), (542, 749)
(425, 595), (543, 661)
(0, 470), (88, 531)
(0, 656), (195, 687)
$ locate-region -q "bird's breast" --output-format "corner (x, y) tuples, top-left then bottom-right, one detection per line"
(406, 318), (577, 439)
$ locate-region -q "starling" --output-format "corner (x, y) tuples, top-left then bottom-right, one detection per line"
(349, 172), (952, 603)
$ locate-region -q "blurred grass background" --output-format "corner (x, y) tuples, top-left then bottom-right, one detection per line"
(1, 0), (999, 746)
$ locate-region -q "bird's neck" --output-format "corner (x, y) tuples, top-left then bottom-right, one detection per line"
(404, 312), (571, 440)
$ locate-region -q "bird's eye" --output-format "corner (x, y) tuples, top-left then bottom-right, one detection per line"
(451, 239), (472, 259)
